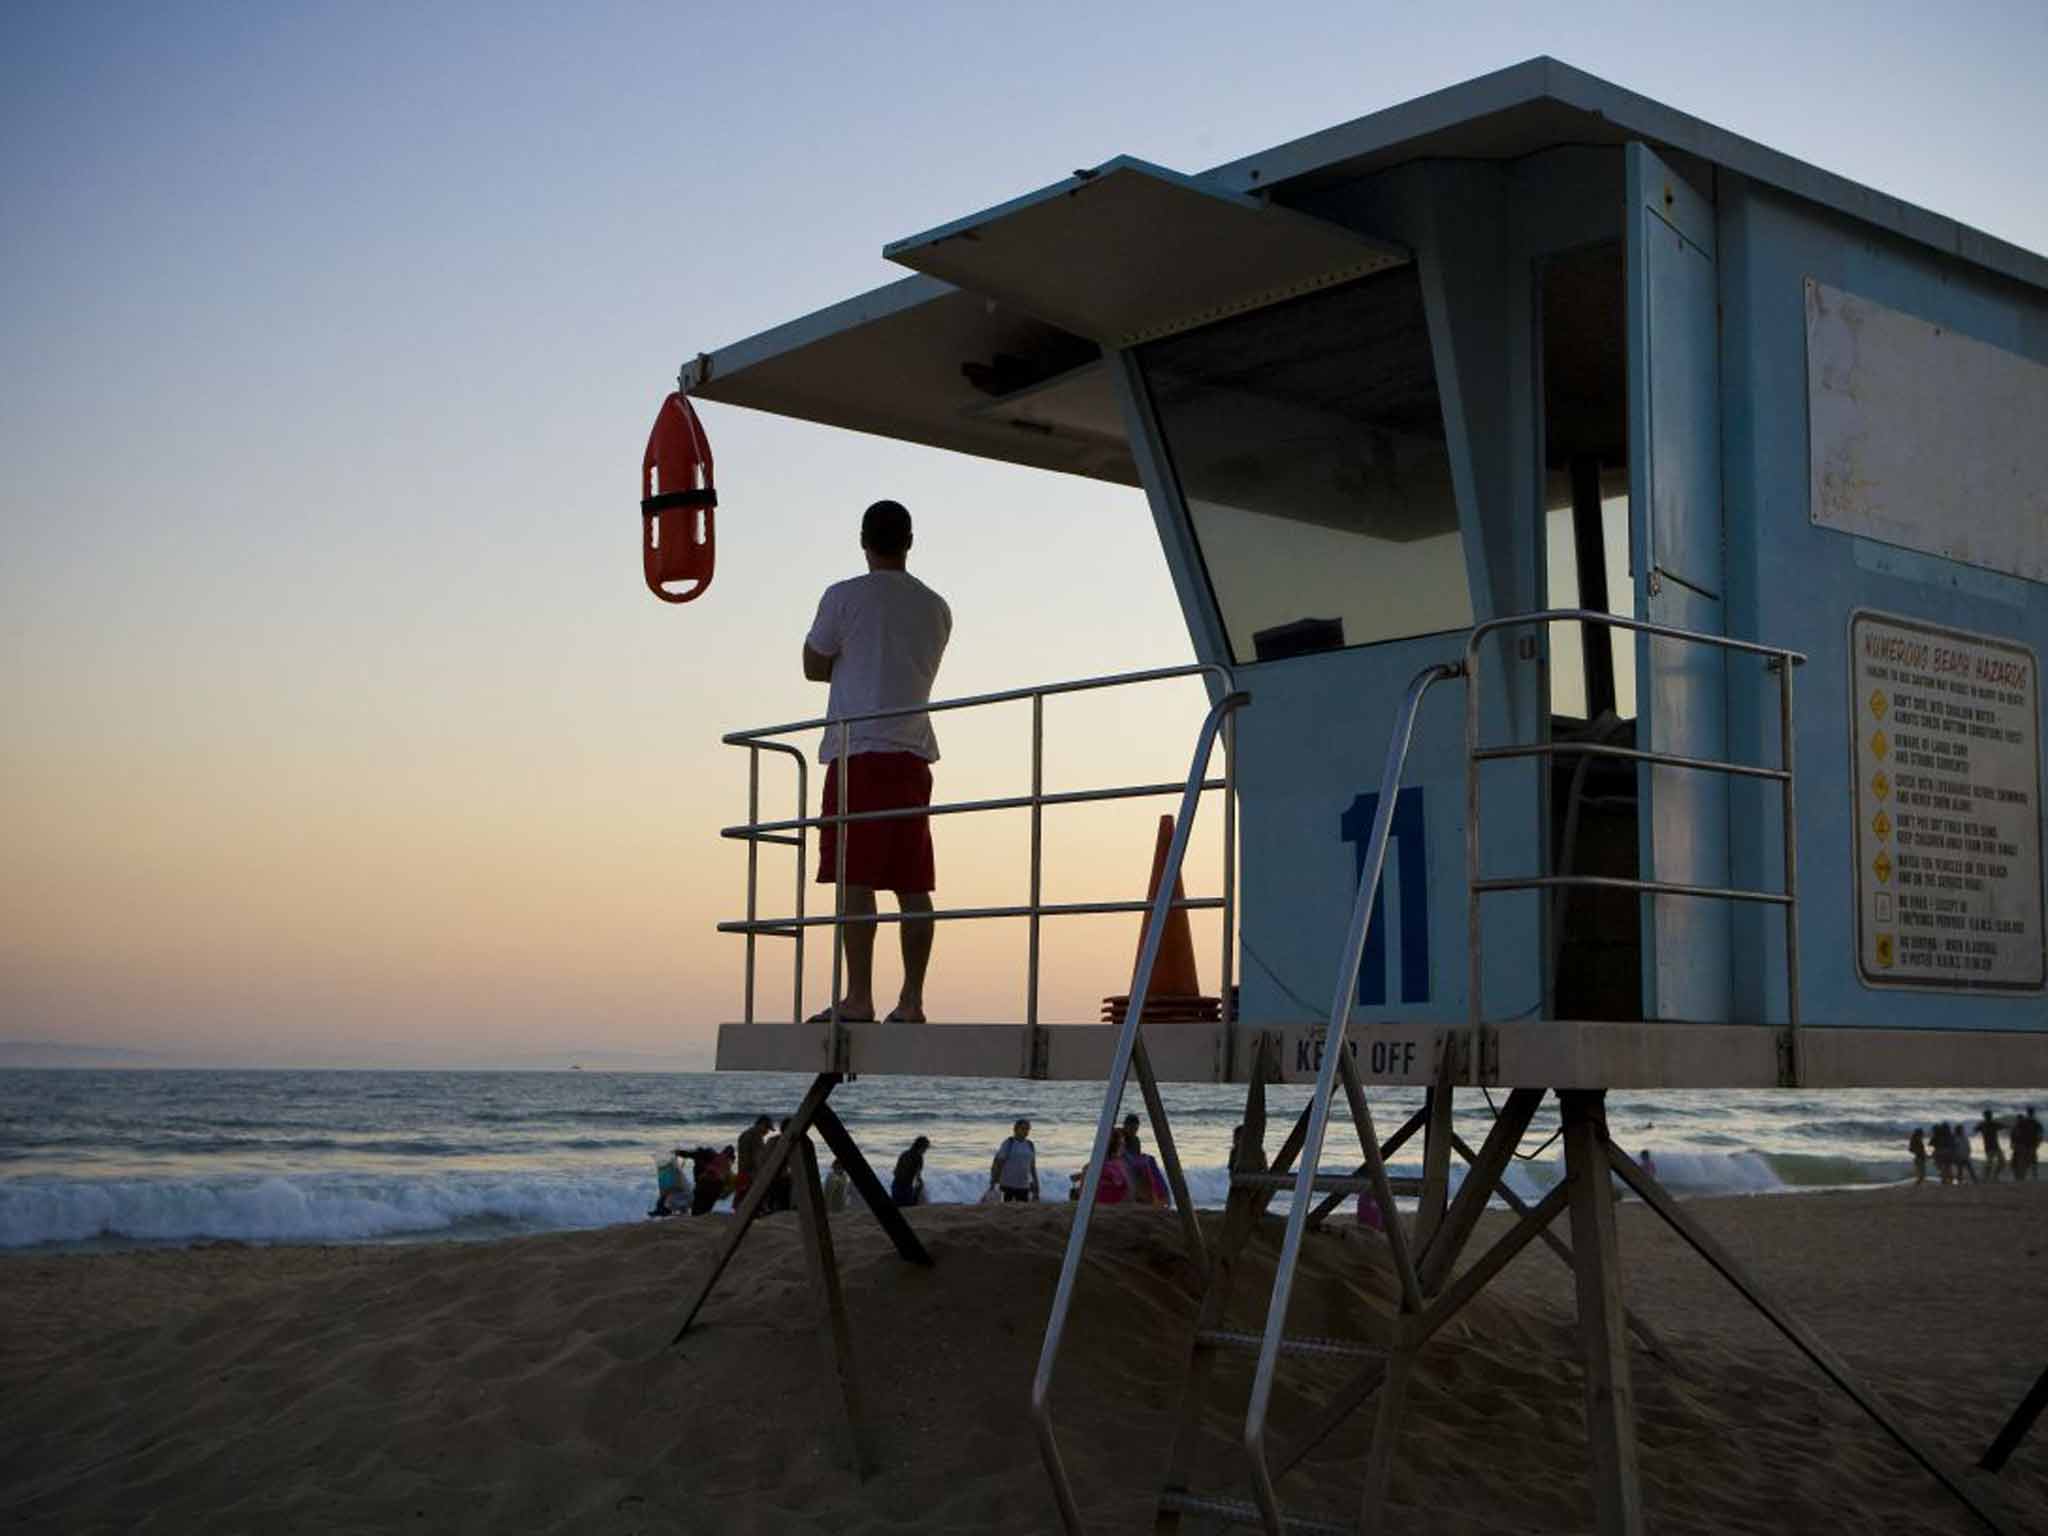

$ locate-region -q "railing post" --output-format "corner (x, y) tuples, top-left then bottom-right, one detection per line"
(1466, 634), (1485, 1036)
(1220, 705), (1238, 1082)
(794, 756), (807, 1024)
(746, 746), (760, 1024)
(1778, 653), (1803, 1080)
(832, 733), (848, 1030)
(1027, 691), (1045, 1073)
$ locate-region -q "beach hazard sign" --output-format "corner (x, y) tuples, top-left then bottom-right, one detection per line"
(1850, 612), (2044, 990)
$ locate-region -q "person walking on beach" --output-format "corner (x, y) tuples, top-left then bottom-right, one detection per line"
(1979, 1108), (2007, 1182)
(1909, 1127), (1928, 1185)
(824, 1158), (851, 1213)
(990, 1118), (1040, 1202)
(2015, 1107), (2043, 1180)
(1953, 1122), (1979, 1184)
(804, 499), (953, 1026)
(891, 1135), (931, 1207)
(1932, 1122), (1954, 1184)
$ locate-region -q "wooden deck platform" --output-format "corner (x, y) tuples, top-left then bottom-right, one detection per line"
(715, 1018), (2048, 1089)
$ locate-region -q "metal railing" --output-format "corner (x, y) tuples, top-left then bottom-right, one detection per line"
(1028, 685), (1250, 1533)
(1463, 608), (1807, 1050)
(719, 663), (1242, 1053)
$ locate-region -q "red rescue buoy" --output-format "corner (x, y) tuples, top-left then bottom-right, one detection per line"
(641, 392), (716, 603)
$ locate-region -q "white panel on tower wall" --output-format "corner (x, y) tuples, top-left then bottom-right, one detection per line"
(1806, 280), (2048, 583)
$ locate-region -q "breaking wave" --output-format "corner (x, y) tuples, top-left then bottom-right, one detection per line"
(1, 1150), (1909, 1252)
(0, 1173), (652, 1249)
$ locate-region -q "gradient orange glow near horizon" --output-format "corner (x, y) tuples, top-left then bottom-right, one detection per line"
(4, 4), (2043, 1067)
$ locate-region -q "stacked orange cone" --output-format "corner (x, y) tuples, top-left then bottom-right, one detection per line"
(1101, 815), (1222, 1025)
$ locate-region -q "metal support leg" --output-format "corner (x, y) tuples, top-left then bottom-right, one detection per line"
(813, 1102), (935, 1267)
(1418, 1181), (1569, 1347)
(1133, 1030), (1208, 1275)
(1307, 1103), (1428, 1231)
(1359, 1323), (1417, 1529)
(1269, 1182), (1572, 1486)
(1561, 1091), (1643, 1536)
(673, 1073), (841, 1341)
(1981, 1365), (2048, 1474)
(1419, 1089), (1544, 1293)
(1414, 1054), (1455, 1253)
(1450, 1132), (1670, 1364)
(1607, 1144), (2009, 1532)
(1157, 1036), (1273, 1534)
(791, 1132), (874, 1477)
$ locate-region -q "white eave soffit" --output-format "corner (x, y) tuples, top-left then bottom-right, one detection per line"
(884, 157), (1409, 350)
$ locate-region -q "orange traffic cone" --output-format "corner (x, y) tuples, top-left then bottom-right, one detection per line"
(1101, 815), (1221, 1025)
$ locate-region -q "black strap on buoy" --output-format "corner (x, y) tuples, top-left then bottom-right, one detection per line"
(642, 488), (719, 515)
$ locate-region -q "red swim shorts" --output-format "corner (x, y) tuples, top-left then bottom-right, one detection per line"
(816, 751), (935, 894)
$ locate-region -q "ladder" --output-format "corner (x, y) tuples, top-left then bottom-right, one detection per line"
(1175, 661), (1466, 1535)
(1033, 660), (1465, 1535)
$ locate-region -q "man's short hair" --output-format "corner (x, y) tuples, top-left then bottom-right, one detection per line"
(862, 499), (913, 558)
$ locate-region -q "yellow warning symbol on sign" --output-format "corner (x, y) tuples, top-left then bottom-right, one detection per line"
(1876, 933), (1895, 968)
(1874, 850), (1893, 884)
(1871, 730), (1889, 761)
(1873, 810), (1891, 841)
(1870, 689), (1888, 720)
(1872, 769), (1890, 801)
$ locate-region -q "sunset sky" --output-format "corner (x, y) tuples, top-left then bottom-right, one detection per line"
(4, 3), (2044, 1067)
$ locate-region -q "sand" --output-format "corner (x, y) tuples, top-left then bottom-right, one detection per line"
(4, 1183), (2047, 1534)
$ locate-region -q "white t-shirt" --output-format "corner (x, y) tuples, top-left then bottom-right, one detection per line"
(994, 1136), (1037, 1191)
(806, 570), (952, 763)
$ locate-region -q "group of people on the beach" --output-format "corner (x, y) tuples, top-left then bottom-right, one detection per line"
(843, 1112), (1174, 1209)
(1906, 1106), (2042, 1185)
(649, 1110), (1182, 1217)
(979, 1112), (1169, 1206)
(649, 1113), (855, 1218)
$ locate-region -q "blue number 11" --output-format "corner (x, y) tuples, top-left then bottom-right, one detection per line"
(1339, 786), (1429, 1006)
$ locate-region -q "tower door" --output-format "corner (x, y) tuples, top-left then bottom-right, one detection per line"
(1626, 143), (1732, 1022)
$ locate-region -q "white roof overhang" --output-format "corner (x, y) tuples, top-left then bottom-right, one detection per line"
(681, 58), (2046, 486)
(685, 160), (1409, 487)
(882, 157), (1407, 349)
(683, 274), (1137, 486)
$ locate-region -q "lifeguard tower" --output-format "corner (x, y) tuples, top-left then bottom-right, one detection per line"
(661, 59), (2048, 1535)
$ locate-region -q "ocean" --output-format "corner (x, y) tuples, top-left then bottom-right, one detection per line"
(1, 1069), (2036, 1253)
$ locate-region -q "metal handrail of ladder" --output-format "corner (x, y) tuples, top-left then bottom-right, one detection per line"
(1030, 683), (1251, 1535)
(1240, 660), (1462, 1535)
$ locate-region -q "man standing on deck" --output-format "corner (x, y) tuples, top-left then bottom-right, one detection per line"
(803, 500), (952, 1024)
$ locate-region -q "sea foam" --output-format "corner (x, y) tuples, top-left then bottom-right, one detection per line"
(0, 1149), (1898, 1250)
(0, 1173), (649, 1249)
